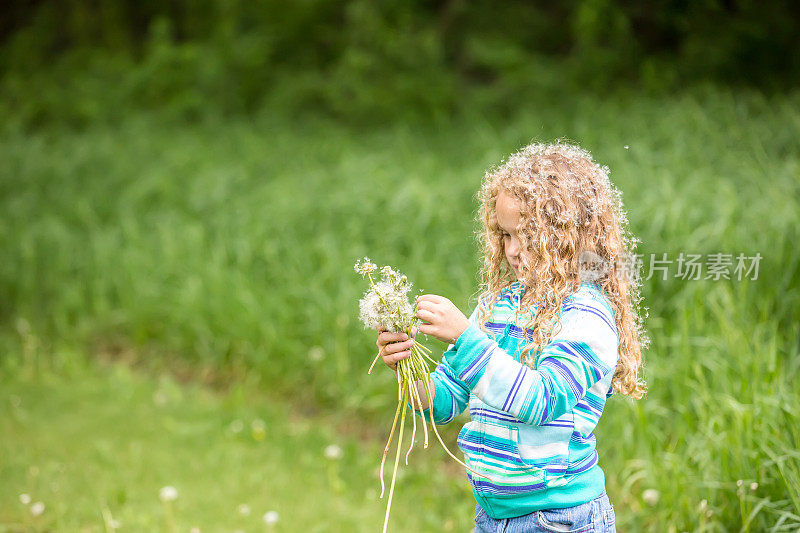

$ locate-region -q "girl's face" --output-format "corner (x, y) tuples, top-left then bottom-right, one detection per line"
(496, 191), (523, 279)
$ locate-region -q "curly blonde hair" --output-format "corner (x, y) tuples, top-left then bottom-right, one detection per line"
(475, 141), (648, 398)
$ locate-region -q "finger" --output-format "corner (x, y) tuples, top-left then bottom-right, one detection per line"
(383, 350), (411, 364)
(378, 331), (410, 346)
(418, 294), (445, 304)
(418, 324), (436, 337)
(416, 295), (436, 306)
(416, 308), (436, 323)
(384, 339), (415, 355)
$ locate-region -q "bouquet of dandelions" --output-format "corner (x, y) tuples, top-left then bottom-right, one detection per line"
(354, 257), (486, 533)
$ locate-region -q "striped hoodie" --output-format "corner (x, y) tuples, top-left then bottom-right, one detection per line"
(416, 281), (619, 519)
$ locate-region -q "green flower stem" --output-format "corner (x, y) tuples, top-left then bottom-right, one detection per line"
(416, 359), (496, 482)
(379, 379), (403, 498)
(407, 347), (430, 448)
(404, 373), (418, 464)
(382, 387), (408, 533)
(367, 350), (382, 374)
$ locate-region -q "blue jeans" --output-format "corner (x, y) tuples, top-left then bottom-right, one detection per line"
(474, 492), (616, 533)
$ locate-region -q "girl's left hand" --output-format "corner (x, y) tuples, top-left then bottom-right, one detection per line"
(415, 295), (470, 344)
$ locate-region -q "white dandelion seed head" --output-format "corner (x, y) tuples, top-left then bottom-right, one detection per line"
(153, 390), (168, 406)
(251, 419), (266, 440)
(159, 486), (178, 502)
(354, 257), (378, 277)
(19, 493), (31, 505)
(30, 501), (45, 516)
(324, 444), (344, 460)
(357, 264), (418, 333)
(263, 510), (280, 525)
(308, 346), (325, 361)
(642, 488), (659, 506)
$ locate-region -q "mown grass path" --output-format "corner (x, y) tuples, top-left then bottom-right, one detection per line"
(0, 354), (474, 532)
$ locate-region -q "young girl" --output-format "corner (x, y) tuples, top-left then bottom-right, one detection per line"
(376, 142), (647, 532)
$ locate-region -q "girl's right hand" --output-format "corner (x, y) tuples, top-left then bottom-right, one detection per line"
(375, 327), (417, 371)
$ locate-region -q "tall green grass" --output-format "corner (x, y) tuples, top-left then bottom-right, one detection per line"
(2, 86), (799, 530)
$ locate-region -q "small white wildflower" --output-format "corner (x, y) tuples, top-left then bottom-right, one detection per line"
(237, 504), (251, 516)
(750, 482), (758, 491)
(159, 486), (178, 502)
(624, 145), (629, 150)
(251, 419), (266, 440)
(19, 493), (31, 505)
(642, 488), (659, 506)
(263, 510), (280, 525)
(153, 390), (168, 406)
(324, 444), (344, 460)
(308, 346), (325, 361)
(736, 479), (743, 488)
(30, 501), (45, 516)
(698, 499), (708, 512)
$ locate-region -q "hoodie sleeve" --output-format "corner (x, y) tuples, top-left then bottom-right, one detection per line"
(411, 302), (485, 425)
(442, 293), (619, 426)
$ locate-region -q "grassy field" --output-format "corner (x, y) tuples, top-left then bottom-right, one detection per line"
(0, 347), (475, 532)
(1, 86), (799, 531)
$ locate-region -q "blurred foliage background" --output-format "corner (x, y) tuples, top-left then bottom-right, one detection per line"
(1, 1), (799, 532)
(1, 0), (799, 127)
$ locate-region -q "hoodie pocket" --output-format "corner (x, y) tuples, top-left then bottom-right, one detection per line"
(510, 417), (573, 484)
(456, 420), (484, 471)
